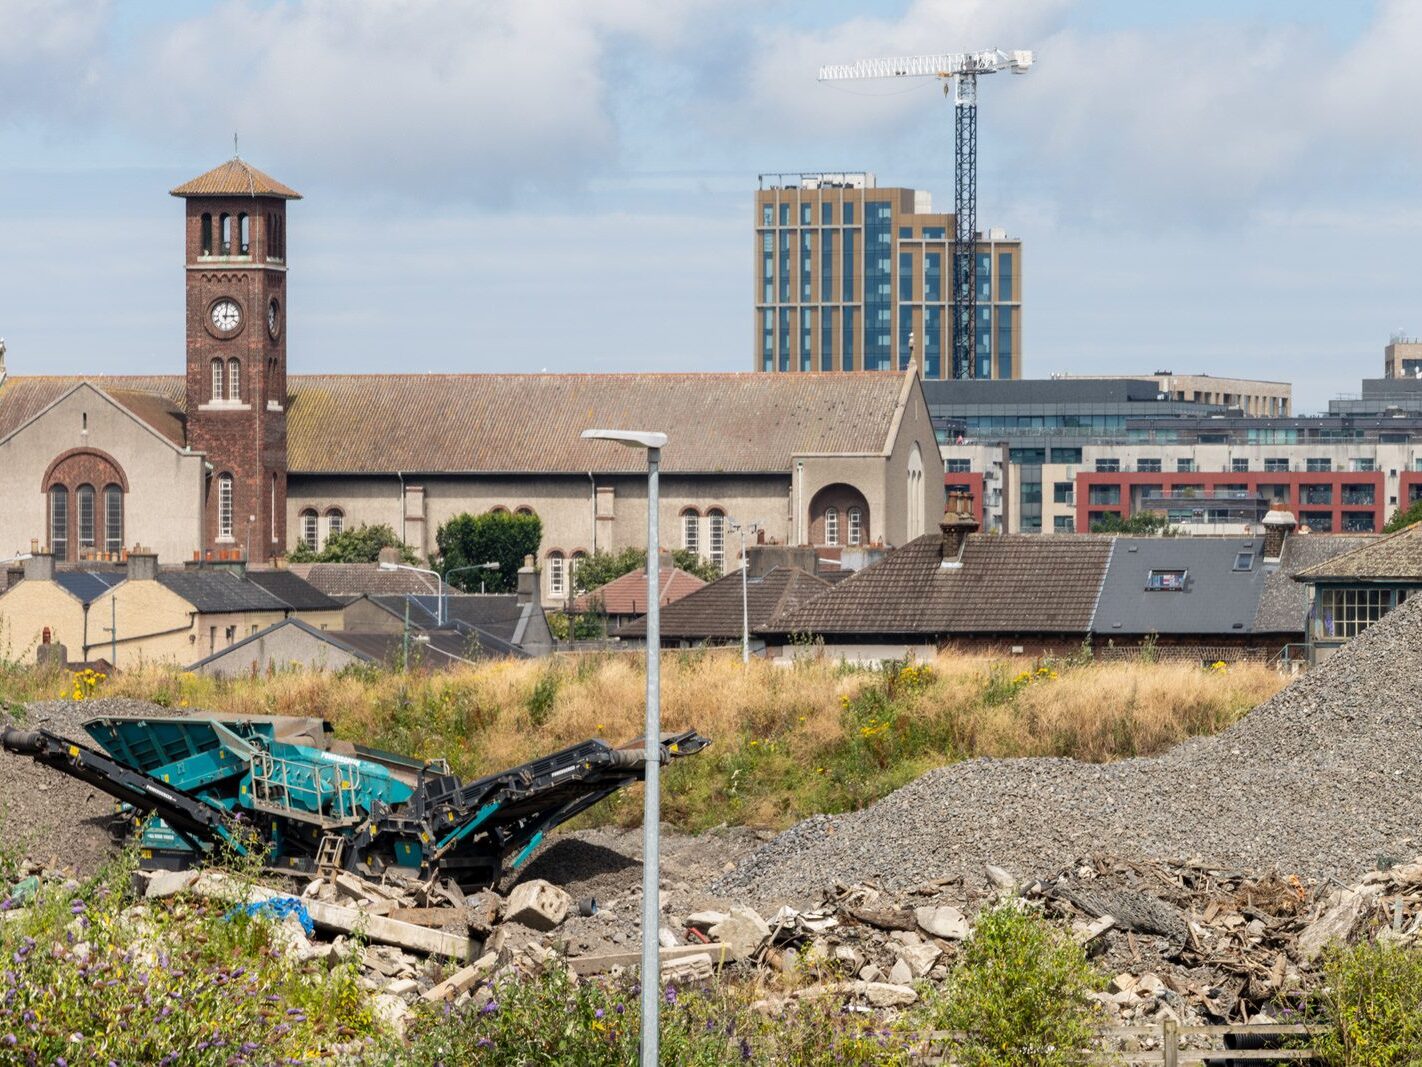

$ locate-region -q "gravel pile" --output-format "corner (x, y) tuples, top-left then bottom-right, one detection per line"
(718, 593), (1422, 905)
(0, 697), (182, 876)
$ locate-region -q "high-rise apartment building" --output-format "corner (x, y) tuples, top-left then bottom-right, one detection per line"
(754, 172), (1022, 379)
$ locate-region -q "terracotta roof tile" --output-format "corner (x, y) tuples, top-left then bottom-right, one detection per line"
(764, 534), (1114, 636)
(170, 159), (302, 199)
(619, 566), (833, 640)
(572, 567), (706, 615)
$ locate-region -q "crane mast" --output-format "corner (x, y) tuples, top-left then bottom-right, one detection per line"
(818, 49), (1032, 379)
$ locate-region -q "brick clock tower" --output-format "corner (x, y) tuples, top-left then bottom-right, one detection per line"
(171, 159), (300, 562)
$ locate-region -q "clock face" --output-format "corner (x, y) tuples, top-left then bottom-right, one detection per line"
(210, 299), (241, 332)
(267, 298), (281, 339)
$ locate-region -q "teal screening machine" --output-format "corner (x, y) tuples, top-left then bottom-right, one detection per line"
(2, 714), (708, 889)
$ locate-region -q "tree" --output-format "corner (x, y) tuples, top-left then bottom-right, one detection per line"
(571, 547), (721, 594)
(1383, 498), (1422, 533)
(287, 523), (419, 564)
(1089, 511), (1176, 536)
(435, 511), (542, 594)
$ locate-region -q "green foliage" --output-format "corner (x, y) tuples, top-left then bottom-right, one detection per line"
(526, 670), (559, 726)
(1312, 941), (1422, 1066)
(572, 546), (722, 592)
(1382, 498), (1422, 534)
(920, 904), (1103, 1067)
(435, 511), (542, 594)
(547, 610), (608, 641)
(403, 968), (913, 1065)
(288, 522), (420, 564)
(0, 849), (389, 1063)
(1088, 510), (1176, 535)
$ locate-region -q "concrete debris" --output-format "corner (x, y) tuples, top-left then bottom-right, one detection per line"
(504, 878), (572, 932)
(914, 904), (968, 940)
(708, 905), (771, 961)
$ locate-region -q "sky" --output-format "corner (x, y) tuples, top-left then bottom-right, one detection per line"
(1, 0), (1418, 411)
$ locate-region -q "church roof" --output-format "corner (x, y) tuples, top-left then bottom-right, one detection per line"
(0, 371), (914, 476)
(170, 158), (302, 200)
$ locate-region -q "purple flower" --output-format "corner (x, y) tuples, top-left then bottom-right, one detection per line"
(665, 986), (678, 1006)
(70, 900), (86, 915)
(594, 1008), (605, 1020)
(477, 1037), (494, 1048)
(480, 999), (498, 1015)
(1, 1035), (15, 1047)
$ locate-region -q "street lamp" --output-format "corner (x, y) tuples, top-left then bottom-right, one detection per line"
(580, 427), (667, 1067)
(446, 561), (500, 595)
(727, 520), (759, 664)
(378, 561), (447, 626)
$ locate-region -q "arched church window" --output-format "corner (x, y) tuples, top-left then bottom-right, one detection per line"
(104, 484), (123, 554)
(681, 508), (700, 555)
(219, 213), (232, 255)
(217, 474), (234, 539)
(200, 213), (213, 256)
(50, 486), (69, 561)
(824, 506), (839, 547)
(211, 359), (224, 402)
(227, 358), (241, 402)
(325, 508), (344, 542)
(76, 484), (96, 552)
(848, 507), (863, 547)
(707, 509), (726, 570)
(300, 509), (318, 550)
(546, 551), (566, 598)
(238, 213), (250, 255)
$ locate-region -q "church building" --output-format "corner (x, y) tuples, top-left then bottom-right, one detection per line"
(0, 159), (944, 606)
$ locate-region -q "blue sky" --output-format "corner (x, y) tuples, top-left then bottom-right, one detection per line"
(1, 0), (1417, 410)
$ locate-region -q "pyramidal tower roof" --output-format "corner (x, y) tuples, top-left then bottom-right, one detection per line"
(170, 158), (301, 200)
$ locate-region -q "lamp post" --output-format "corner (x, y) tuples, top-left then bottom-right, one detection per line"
(580, 427), (667, 1067)
(378, 561), (447, 626)
(727, 520), (758, 664)
(445, 561), (500, 595)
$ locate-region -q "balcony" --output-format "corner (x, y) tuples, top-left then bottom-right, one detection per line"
(1301, 486), (1333, 506)
(1341, 486), (1375, 506)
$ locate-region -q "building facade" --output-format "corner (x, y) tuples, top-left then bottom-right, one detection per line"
(754, 173), (1022, 379)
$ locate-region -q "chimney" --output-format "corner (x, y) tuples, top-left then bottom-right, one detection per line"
(516, 554), (537, 604)
(127, 547), (159, 581)
(939, 491), (980, 567)
(23, 550), (55, 583)
(377, 545), (402, 566)
(1261, 503), (1297, 562)
(746, 544), (817, 578)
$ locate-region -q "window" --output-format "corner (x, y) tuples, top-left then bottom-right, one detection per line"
(1053, 482), (1074, 504)
(200, 213), (213, 256)
(299, 509), (318, 550)
(238, 213), (250, 255)
(325, 508), (344, 541)
(1050, 447), (1082, 464)
(1317, 587), (1399, 639)
(1137, 459), (1162, 473)
(1020, 481), (1042, 505)
(779, 203), (789, 226)
(800, 202), (811, 225)
(104, 484), (123, 553)
(1176, 458), (1196, 473)
(681, 510), (700, 555)
(821, 202), (832, 224)
(1095, 458), (1120, 472)
(227, 358), (241, 402)
(1232, 458), (1250, 472)
(1234, 550), (1255, 571)
(1351, 458), (1376, 472)
(211, 358), (224, 401)
(707, 510), (726, 570)
(1145, 569), (1187, 592)
(1053, 515), (1075, 533)
(75, 484), (95, 551)
(824, 506), (839, 546)
(514, 506), (535, 517)
(1306, 457), (1332, 472)
(50, 486), (69, 560)
(219, 213), (232, 255)
(843, 202), (855, 224)
(847, 507), (863, 546)
(217, 474), (234, 539)
(1088, 484), (1121, 506)
(998, 252), (1013, 301)
(945, 459), (971, 473)
(761, 204), (773, 226)
(1264, 458), (1289, 472)
(547, 552), (566, 598)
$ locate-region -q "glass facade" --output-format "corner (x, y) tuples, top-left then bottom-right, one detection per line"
(975, 306), (991, 378)
(925, 252), (941, 302)
(821, 230), (834, 299)
(800, 311), (813, 372)
(800, 232), (813, 300)
(996, 309), (1012, 379)
(842, 306), (856, 371)
(778, 231), (790, 301)
(777, 308), (791, 372)
(924, 305), (941, 379)
(842, 230), (855, 301)
(821, 308), (834, 371)
(998, 251), (1013, 301)
(865, 201), (892, 370)
(898, 251), (913, 301)
(898, 305), (914, 371)
(761, 309), (773, 372)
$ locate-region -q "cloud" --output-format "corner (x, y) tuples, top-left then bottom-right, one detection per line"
(0, 0), (109, 120)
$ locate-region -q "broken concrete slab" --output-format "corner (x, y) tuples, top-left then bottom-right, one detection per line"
(1299, 885), (1384, 962)
(914, 904), (969, 940)
(505, 879), (572, 932)
(143, 869), (199, 900)
(708, 905), (771, 961)
(423, 952), (498, 1003)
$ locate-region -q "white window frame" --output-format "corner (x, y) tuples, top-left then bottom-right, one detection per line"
(325, 508), (344, 542)
(227, 358), (241, 402)
(824, 506), (839, 546)
(211, 358), (224, 401)
(681, 510), (700, 556)
(217, 474), (234, 539)
(547, 552), (566, 598)
(300, 509), (318, 550)
(707, 511), (725, 570)
(847, 506), (863, 546)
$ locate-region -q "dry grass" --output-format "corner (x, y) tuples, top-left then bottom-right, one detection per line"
(2, 650), (1286, 831)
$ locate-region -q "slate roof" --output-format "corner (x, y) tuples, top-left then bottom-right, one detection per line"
(572, 567), (706, 616)
(619, 566), (833, 640)
(53, 570), (125, 605)
(325, 629), (497, 666)
(169, 159), (302, 199)
(0, 371), (913, 476)
(1293, 523), (1422, 581)
(1253, 534), (1378, 633)
(1093, 536), (1268, 636)
(244, 570), (343, 612)
(368, 594), (529, 645)
(156, 570), (290, 614)
(765, 534), (1114, 636)
(287, 563), (456, 600)
(186, 618), (354, 671)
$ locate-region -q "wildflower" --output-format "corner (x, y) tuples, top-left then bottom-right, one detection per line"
(481, 999), (498, 1015)
(594, 1008), (605, 1020)
(477, 1037), (494, 1049)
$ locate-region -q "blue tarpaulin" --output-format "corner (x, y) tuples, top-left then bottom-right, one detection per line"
(224, 895), (315, 937)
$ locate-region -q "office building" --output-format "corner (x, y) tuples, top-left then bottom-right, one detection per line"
(754, 173), (1022, 379)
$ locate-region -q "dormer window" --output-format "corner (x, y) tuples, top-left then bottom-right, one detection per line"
(1145, 568), (1187, 591)
(1233, 550), (1255, 571)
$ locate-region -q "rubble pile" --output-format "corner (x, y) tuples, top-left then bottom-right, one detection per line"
(720, 593), (1422, 903)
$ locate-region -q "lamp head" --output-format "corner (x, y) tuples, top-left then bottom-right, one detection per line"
(378, 561), (398, 572)
(580, 428), (668, 450)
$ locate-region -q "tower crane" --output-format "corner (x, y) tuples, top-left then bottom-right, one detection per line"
(819, 49), (1033, 379)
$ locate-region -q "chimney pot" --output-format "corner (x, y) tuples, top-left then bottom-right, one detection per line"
(939, 491), (980, 563)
